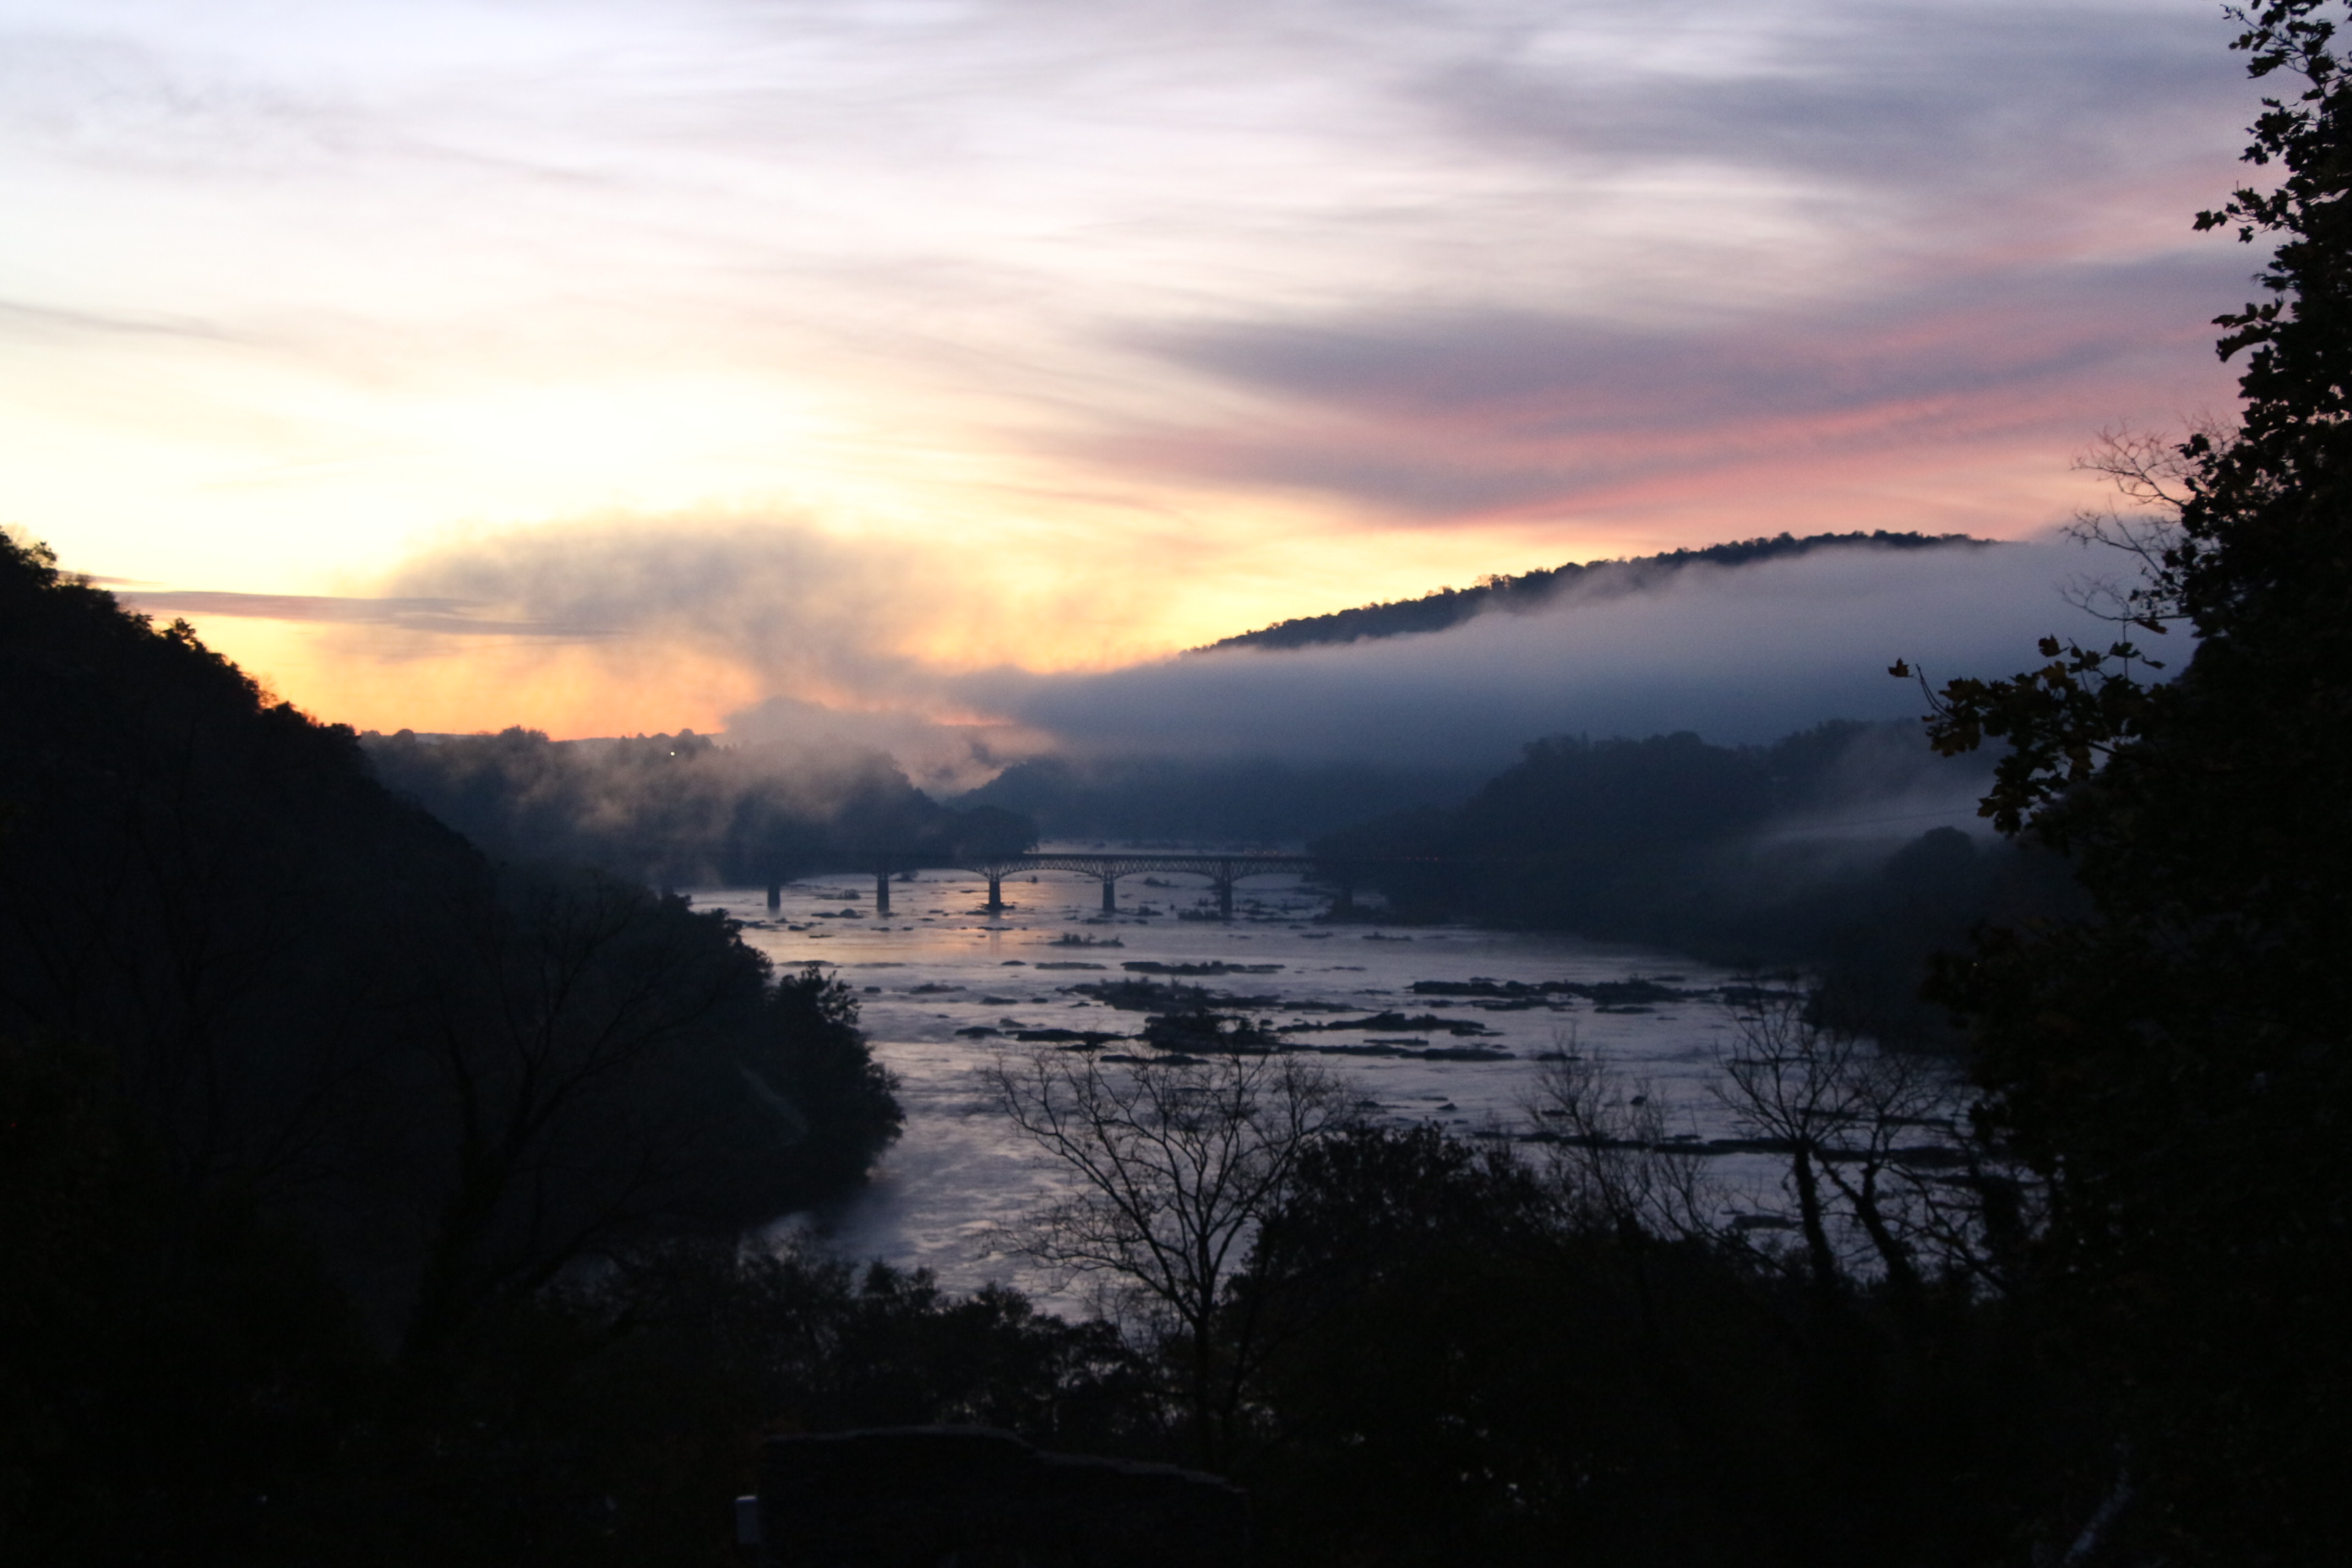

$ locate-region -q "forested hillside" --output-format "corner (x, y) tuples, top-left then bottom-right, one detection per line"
(0, 534), (902, 1563)
(953, 752), (1482, 846)
(1313, 720), (2073, 1045)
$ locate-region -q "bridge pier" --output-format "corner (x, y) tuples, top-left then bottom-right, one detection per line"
(1213, 862), (1235, 920)
(874, 870), (892, 917)
(985, 872), (1004, 913)
(766, 881), (783, 911)
(1100, 873), (1118, 915)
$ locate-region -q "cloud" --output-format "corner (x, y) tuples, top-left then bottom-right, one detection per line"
(1103, 250), (2241, 520)
(721, 693), (1049, 797)
(366, 514), (956, 703)
(955, 538), (2125, 772)
(0, 297), (243, 344)
(287, 523), (2155, 792)
(114, 589), (601, 636)
(7, 1), (2254, 592)
(1411, 0), (2237, 193)
(186, 511), (1032, 747)
(184, 514), (2157, 807)
(9, 0), (2255, 743)
(1152, 260), (2224, 428)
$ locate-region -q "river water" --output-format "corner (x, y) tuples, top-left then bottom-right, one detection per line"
(706, 863), (1784, 1306)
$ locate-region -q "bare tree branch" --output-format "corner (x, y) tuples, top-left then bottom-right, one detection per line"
(984, 1043), (1354, 1466)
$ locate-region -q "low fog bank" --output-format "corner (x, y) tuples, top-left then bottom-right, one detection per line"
(1316, 720), (2070, 1047)
(361, 728), (1037, 885)
(960, 538), (2111, 775)
(941, 540), (2048, 846)
(340, 523), (2108, 799)
(357, 716), (2068, 1047)
(947, 708), (2002, 851)
(720, 693), (1045, 797)
(349, 537), (2102, 1026)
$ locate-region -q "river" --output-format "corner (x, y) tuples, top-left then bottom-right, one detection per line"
(708, 862), (1790, 1307)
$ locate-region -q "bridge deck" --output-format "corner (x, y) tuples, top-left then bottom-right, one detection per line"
(772, 850), (1451, 917)
(995, 852), (1317, 877)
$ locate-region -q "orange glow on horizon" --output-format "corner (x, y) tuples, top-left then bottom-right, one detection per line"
(156, 431), (2118, 744)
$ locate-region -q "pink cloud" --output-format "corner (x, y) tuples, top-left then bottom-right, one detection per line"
(1089, 248), (2240, 532)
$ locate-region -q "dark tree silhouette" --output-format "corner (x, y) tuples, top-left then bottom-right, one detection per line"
(1906, 6), (2352, 1555)
(0, 533), (906, 1563)
(1203, 532), (1990, 653)
(985, 1043), (1353, 1468)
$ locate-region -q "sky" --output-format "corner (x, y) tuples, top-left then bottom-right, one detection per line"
(1, 0), (2260, 745)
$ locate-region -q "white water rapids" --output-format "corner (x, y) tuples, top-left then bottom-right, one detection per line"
(710, 862), (1814, 1307)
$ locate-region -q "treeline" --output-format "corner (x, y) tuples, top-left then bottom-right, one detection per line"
(1224, 1133), (2063, 1566)
(363, 726), (1036, 885)
(0, 534), (903, 1564)
(1173, 1099), (2072, 1567)
(1890, 7), (2352, 1555)
(951, 752), (1483, 846)
(1316, 721), (2078, 1047)
(528, 1017), (2091, 1568)
(1200, 530), (1990, 654)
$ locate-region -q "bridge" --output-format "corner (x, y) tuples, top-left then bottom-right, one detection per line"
(765, 852), (1347, 920)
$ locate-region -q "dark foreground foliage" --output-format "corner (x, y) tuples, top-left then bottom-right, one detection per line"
(0, 534), (904, 1563)
(1904, 5), (2352, 1559)
(5, 1017), (2102, 1568)
(1230, 1127), (2089, 1568)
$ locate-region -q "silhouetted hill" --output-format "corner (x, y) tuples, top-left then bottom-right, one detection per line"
(951, 754), (1482, 847)
(1, 531), (904, 1560)
(1198, 531), (1991, 653)
(1314, 719), (2077, 1046)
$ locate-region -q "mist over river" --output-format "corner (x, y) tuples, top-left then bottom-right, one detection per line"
(707, 862), (1795, 1308)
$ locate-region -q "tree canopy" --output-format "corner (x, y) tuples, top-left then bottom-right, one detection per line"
(1911, 5), (2352, 1556)
(0, 532), (904, 1561)
(1200, 531), (1989, 653)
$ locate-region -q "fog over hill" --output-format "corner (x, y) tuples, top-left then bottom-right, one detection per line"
(1197, 531), (1992, 654)
(203, 520), (2112, 802)
(952, 531), (2111, 776)
(351, 531), (2112, 855)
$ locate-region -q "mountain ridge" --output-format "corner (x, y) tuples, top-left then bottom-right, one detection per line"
(1194, 529), (1995, 655)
